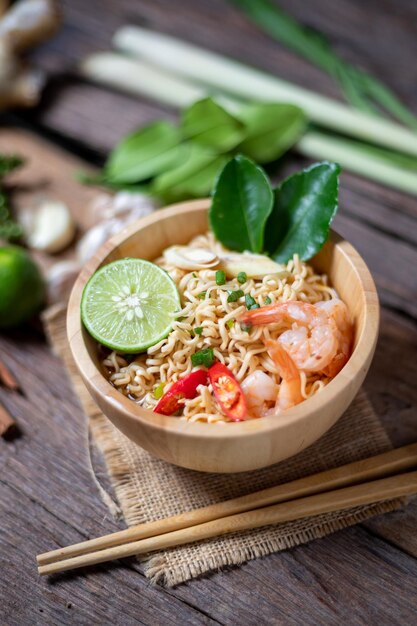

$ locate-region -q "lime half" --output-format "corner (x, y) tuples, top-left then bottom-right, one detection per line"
(81, 258), (181, 352)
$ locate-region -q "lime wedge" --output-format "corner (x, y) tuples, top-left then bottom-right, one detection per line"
(81, 258), (181, 352)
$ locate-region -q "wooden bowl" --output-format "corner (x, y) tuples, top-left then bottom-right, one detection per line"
(67, 199), (379, 473)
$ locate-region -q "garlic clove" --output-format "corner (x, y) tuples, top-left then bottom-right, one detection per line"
(218, 252), (286, 279)
(22, 199), (75, 253)
(163, 245), (219, 270)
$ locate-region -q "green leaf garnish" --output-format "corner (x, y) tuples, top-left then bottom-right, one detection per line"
(215, 270), (226, 285)
(181, 97), (245, 151)
(210, 155), (273, 253)
(191, 348), (215, 368)
(210, 157), (339, 264)
(152, 143), (226, 202)
(237, 103), (306, 163)
(227, 289), (244, 303)
(237, 271), (247, 284)
(265, 161), (340, 263)
(105, 121), (185, 184)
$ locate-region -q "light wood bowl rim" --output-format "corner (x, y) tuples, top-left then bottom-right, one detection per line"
(67, 199), (379, 441)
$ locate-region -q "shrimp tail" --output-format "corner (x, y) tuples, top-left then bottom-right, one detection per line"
(238, 303), (286, 326)
(264, 339), (298, 379)
(264, 339), (303, 411)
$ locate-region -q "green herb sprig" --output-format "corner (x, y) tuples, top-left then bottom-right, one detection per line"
(0, 155), (24, 241)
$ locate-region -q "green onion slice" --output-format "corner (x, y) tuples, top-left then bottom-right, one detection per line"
(215, 270), (226, 285)
(191, 347), (215, 368)
(227, 289), (244, 303)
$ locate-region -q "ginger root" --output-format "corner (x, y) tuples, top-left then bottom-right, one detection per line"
(0, 0), (60, 110)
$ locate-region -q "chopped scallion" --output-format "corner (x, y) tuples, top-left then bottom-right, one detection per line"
(237, 271), (247, 284)
(227, 289), (244, 303)
(191, 347), (215, 368)
(153, 383), (165, 399)
(216, 269), (226, 285)
(194, 326), (204, 335)
(226, 318), (234, 329)
(264, 296), (272, 305)
(197, 291), (207, 299)
(245, 294), (260, 310)
(192, 272), (197, 278)
(240, 322), (251, 333)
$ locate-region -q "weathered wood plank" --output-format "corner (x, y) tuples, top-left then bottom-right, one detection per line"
(333, 213), (417, 318)
(362, 308), (417, 558)
(172, 527), (417, 626)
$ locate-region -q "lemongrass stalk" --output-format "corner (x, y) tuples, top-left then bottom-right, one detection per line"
(114, 26), (417, 158)
(80, 52), (241, 112)
(81, 53), (205, 108)
(80, 53), (417, 195)
(298, 132), (417, 195)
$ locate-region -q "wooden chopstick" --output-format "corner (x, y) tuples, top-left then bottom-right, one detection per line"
(38, 469), (417, 576)
(37, 443), (417, 572)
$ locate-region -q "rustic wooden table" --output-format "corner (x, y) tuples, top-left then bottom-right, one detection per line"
(1, 1), (417, 624)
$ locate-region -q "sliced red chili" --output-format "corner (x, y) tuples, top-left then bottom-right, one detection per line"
(208, 362), (248, 421)
(154, 369), (208, 416)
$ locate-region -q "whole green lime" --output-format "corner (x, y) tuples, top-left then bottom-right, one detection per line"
(0, 246), (45, 329)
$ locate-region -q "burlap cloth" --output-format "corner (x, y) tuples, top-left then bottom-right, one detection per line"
(43, 304), (401, 587)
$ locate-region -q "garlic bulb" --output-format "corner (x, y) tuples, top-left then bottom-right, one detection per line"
(77, 191), (159, 264)
(218, 252), (286, 279)
(46, 260), (80, 304)
(76, 218), (124, 265)
(90, 191), (158, 223)
(21, 199), (75, 253)
(163, 245), (219, 270)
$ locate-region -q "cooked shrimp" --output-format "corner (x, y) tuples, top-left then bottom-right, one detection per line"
(264, 339), (303, 411)
(316, 299), (353, 377)
(239, 301), (339, 373)
(241, 370), (278, 418)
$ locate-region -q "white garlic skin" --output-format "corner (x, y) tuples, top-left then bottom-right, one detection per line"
(76, 219), (121, 265)
(46, 260), (80, 304)
(77, 192), (158, 264)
